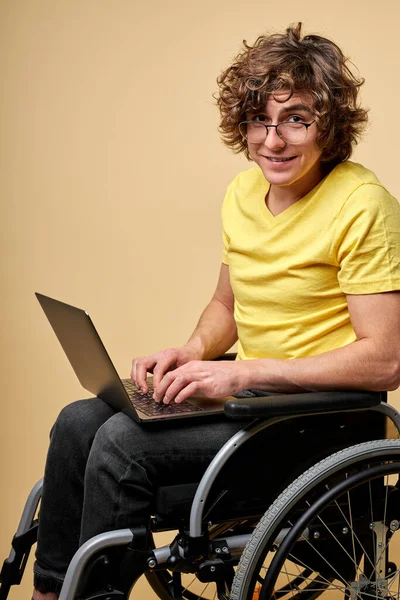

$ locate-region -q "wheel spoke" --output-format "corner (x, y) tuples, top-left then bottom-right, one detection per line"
(335, 492), (376, 569)
(346, 487), (358, 575)
(295, 530), (364, 598)
(283, 560), (297, 598)
(298, 521), (355, 584)
(200, 581), (210, 598)
(314, 508), (364, 580)
(370, 474), (391, 583)
(383, 473), (389, 548)
(181, 574), (198, 595)
(385, 568), (400, 592)
(285, 549), (343, 590)
(277, 566), (344, 592)
(332, 496), (377, 576)
(368, 478), (377, 574)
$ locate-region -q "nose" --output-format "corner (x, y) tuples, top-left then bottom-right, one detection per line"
(262, 127), (286, 151)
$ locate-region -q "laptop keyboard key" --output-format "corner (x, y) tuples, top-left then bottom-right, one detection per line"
(122, 379), (203, 416)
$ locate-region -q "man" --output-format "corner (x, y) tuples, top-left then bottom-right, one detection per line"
(33, 23), (400, 600)
(132, 27), (400, 402)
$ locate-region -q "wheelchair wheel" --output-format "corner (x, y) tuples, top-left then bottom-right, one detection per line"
(231, 439), (400, 600)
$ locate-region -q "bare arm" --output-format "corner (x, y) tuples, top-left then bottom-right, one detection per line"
(132, 263), (237, 391)
(154, 291), (400, 404)
(246, 292), (400, 393)
(186, 263), (238, 360)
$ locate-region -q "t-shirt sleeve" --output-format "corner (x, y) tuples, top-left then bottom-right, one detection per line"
(332, 183), (400, 294)
(222, 228), (230, 265)
(221, 180), (234, 265)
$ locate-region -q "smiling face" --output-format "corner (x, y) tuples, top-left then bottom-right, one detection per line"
(246, 91), (324, 199)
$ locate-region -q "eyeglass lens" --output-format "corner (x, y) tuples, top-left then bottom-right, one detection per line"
(240, 122), (308, 144)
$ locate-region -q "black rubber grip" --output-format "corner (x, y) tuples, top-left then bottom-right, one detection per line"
(224, 390), (383, 419)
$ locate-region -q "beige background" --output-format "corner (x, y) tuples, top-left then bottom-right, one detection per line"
(1, 1), (400, 598)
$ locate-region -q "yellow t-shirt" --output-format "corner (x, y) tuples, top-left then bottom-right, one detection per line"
(222, 161), (400, 361)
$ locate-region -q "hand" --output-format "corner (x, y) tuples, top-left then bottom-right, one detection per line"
(153, 360), (251, 404)
(131, 345), (203, 394)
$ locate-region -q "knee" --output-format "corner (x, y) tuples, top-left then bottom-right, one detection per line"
(50, 398), (112, 444)
(90, 413), (135, 455)
(51, 400), (89, 438)
(86, 413), (141, 473)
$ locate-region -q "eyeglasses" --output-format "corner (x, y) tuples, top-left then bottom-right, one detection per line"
(238, 119), (316, 145)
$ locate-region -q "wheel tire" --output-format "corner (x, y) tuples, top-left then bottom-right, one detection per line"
(231, 439), (400, 600)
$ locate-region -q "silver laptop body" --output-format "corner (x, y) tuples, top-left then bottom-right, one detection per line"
(35, 293), (231, 422)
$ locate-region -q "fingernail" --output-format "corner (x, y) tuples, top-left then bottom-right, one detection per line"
(153, 393), (158, 402)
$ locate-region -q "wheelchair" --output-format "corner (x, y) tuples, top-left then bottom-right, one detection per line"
(2, 387), (400, 600)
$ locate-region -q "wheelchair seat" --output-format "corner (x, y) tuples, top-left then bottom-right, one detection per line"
(153, 397), (389, 527)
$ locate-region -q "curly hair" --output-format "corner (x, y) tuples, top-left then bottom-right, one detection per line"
(216, 23), (368, 169)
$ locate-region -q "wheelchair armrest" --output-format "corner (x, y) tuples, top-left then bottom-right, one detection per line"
(224, 390), (384, 419)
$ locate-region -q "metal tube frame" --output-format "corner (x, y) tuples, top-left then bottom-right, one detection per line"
(58, 530), (134, 600)
(188, 400), (400, 537)
(7, 478), (43, 562)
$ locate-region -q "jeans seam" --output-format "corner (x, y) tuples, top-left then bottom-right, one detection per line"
(111, 459), (153, 529)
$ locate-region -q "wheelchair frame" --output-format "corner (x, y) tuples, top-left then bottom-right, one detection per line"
(1, 390), (400, 600)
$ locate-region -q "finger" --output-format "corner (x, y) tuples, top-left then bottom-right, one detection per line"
(152, 354), (177, 389)
(136, 358), (157, 393)
(154, 370), (182, 403)
(130, 359), (137, 386)
(174, 381), (199, 404)
(131, 358), (144, 387)
(163, 377), (187, 404)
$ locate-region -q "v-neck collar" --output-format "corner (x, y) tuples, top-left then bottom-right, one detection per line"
(257, 176), (326, 225)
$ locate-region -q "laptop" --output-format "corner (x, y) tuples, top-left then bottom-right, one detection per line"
(35, 293), (232, 422)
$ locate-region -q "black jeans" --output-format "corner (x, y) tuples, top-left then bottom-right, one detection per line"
(33, 397), (248, 593)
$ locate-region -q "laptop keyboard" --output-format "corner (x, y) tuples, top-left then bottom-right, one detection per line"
(122, 379), (204, 416)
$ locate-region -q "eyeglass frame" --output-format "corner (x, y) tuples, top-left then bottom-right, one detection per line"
(238, 119), (316, 145)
